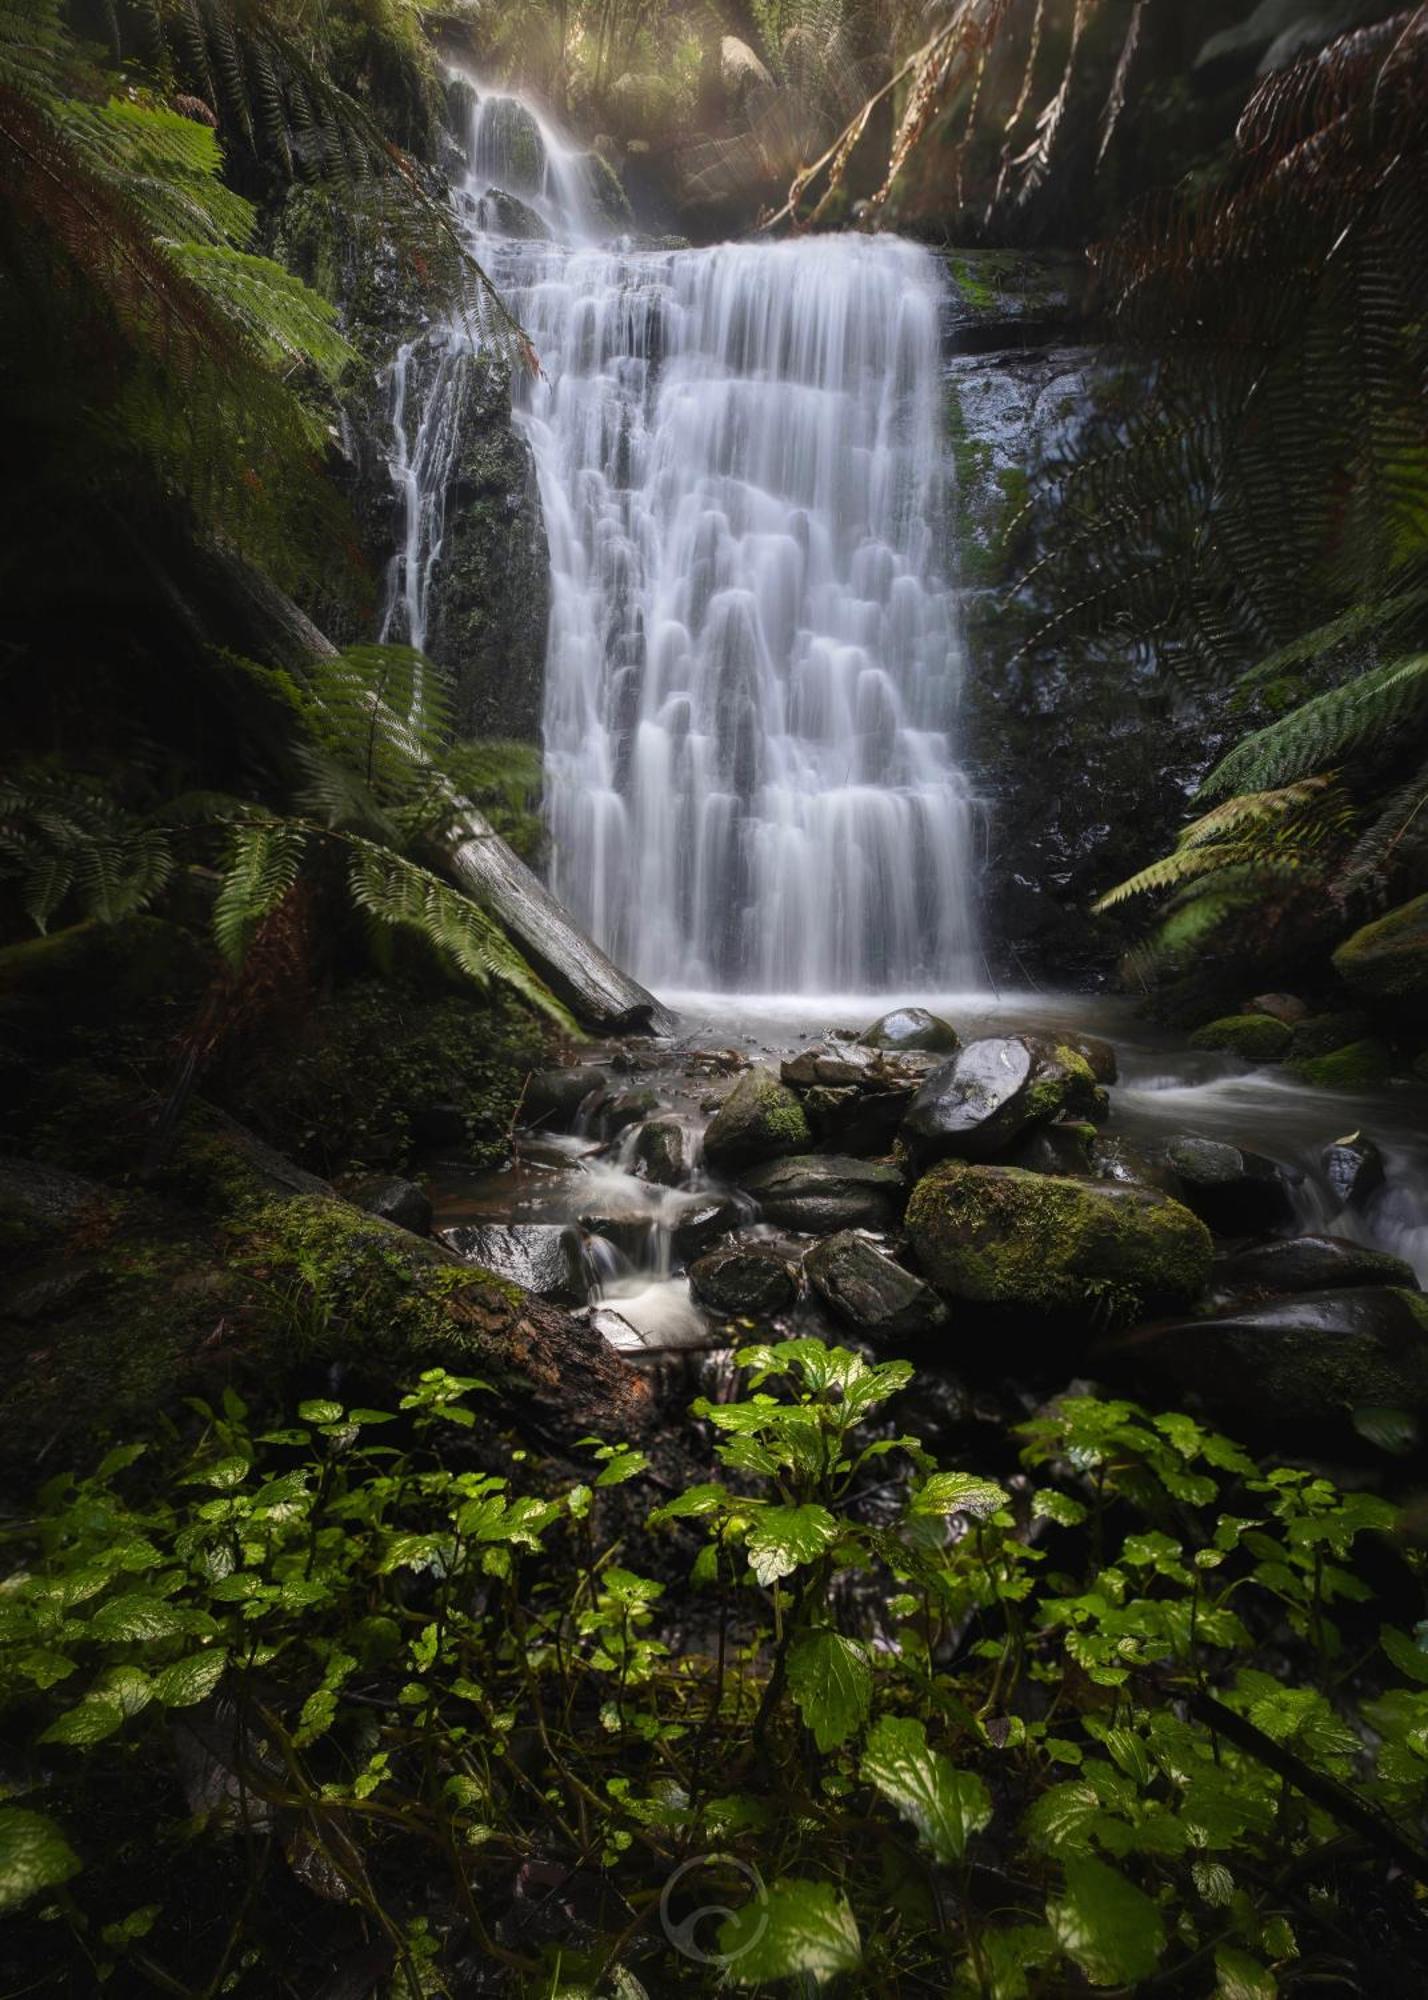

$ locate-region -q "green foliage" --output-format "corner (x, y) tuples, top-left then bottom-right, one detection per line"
(3, 1343), (1426, 1993)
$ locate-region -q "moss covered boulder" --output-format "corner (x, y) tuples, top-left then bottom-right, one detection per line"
(1285, 1039), (1395, 1089)
(1188, 1014), (1293, 1060)
(1333, 894), (1428, 1002)
(702, 1067), (811, 1172)
(905, 1160), (1212, 1316)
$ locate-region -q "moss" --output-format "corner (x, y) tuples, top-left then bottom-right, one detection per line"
(1332, 893), (1428, 1002)
(1188, 1013), (1293, 1060)
(906, 1160), (1212, 1316)
(703, 1068), (812, 1170)
(1289, 1011), (1372, 1060)
(1285, 1039), (1395, 1089)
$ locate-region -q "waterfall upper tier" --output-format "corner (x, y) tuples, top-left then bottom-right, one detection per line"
(386, 78), (979, 993)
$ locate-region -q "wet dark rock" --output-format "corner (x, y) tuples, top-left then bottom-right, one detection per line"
(577, 1192), (659, 1261)
(348, 1175), (432, 1236)
(526, 1067), (607, 1130)
(633, 1118), (689, 1186)
(1212, 1235), (1418, 1304)
(901, 1036), (1099, 1169)
(601, 1087), (662, 1135)
(906, 1160), (1213, 1315)
(1323, 1137), (1387, 1211)
(782, 1043), (881, 1089)
(859, 1007), (960, 1054)
(1008, 1121), (1096, 1177)
(1164, 1135), (1297, 1234)
(702, 1066), (810, 1172)
(669, 1193), (739, 1263)
(1101, 1287), (1428, 1429)
(1091, 1136), (1179, 1195)
(802, 1085), (911, 1156)
(689, 1243), (798, 1317)
(738, 1155), (905, 1234)
(804, 1231), (949, 1342)
(440, 1221), (585, 1303)
(1289, 1011), (1372, 1060)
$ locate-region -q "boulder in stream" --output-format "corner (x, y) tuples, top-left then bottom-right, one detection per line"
(1100, 1287), (1428, 1432)
(702, 1066), (811, 1171)
(906, 1160), (1212, 1316)
(804, 1231), (949, 1342)
(859, 1007), (960, 1054)
(901, 1036), (1099, 1169)
(670, 1193), (740, 1262)
(1211, 1234), (1418, 1303)
(689, 1243), (799, 1317)
(738, 1155), (904, 1233)
(348, 1175), (432, 1236)
(1164, 1135), (1297, 1234)
(1188, 1014), (1293, 1060)
(525, 1066), (607, 1130)
(633, 1117), (689, 1186)
(439, 1221), (586, 1303)
(1322, 1136), (1387, 1210)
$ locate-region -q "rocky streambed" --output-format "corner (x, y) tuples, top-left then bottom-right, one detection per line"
(406, 992), (1428, 1460)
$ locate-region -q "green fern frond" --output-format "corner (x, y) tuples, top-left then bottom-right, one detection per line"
(1201, 653), (1428, 800)
(1091, 842), (1262, 914)
(212, 820), (308, 966)
(1176, 777), (1342, 850)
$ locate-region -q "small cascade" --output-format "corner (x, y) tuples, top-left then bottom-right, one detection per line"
(382, 70), (979, 996)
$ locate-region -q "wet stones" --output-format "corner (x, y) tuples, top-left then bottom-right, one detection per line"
(1163, 1135), (1297, 1234)
(781, 1042), (935, 1154)
(738, 1155), (904, 1233)
(702, 1066), (811, 1172)
(439, 1221), (585, 1303)
(669, 1193), (740, 1262)
(1212, 1234), (1419, 1303)
(804, 1232), (948, 1342)
(859, 1007), (961, 1054)
(900, 1036), (1099, 1170)
(1100, 1287), (1428, 1430)
(1322, 1136), (1386, 1210)
(906, 1160), (1213, 1315)
(526, 1067), (606, 1130)
(689, 1243), (799, 1317)
(632, 1117), (690, 1186)
(348, 1176), (432, 1237)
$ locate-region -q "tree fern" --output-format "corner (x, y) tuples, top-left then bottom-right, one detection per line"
(1201, 654), (1428, 800)
(212, 820), (308, 967)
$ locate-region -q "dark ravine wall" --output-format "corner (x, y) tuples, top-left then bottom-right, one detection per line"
(943, 250), (1224, 990)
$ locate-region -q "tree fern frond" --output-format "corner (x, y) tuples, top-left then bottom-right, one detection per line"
(1176, 777), (1343, 850)
(1201, 653), (1428, 799)
(213, 820), (307, 966)
(1091, 842), (1263, 914)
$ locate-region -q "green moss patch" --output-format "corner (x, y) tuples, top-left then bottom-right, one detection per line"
(1188, 1013), (1293, 1060)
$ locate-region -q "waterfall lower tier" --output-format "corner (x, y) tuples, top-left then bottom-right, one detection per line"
(386, 82), (979, 995)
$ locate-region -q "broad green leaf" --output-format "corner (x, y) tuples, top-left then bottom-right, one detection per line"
(297, 1399), (344, 1425)
(1216, 1945), (1277, 1999)
(1352, 1405), (1419, 1455)
(16, 1648), (77, 1690)
(861, 1715), (992, 1862)
(787, 1631), (871, 1751)
(966, 1924), (1058, 2000)
(1382, 1624), (1428, 1685)
(151, 1651), (227, 1707)
(648, 1484), (728, 1525)
(720, 1876), (862, 1987)
(1024, 1781), (1104, 1853)
(0, 1807), (81, 1913)
(191, 1456), (250, 1490)
(40, 1695), (126, 1747)
(745, 1505), (838, 1587)
(912, 1472), (1007, 1520)
(89, 1594), (190, 1643)
(1048, 1856), (1165, 1987)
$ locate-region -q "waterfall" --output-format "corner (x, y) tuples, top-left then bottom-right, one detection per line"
(384, 75), (979, 994)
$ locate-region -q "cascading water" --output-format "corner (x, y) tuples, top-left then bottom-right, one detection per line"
(383, 74), (978, 994)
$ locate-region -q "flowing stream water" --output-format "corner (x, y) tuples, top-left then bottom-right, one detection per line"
(386, 80), (1428, 1339)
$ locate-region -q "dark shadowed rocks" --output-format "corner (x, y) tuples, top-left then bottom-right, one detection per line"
(901, 1036), (1100, 1169)
(689, 1243), (799, 1317)
(702, 1067), (811, 1172)
(804, 1232), (949, 1342)
(349, 1175), (432, 1236)
(738, 1155), (904, 1233)
(1211, 1234), (1418, 1304)
(439, 1221), (586, 1303)
(1164, 1135), (1297, 1235)
(859, 1007), (961, 1054)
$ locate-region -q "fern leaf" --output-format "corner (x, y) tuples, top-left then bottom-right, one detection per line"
(1201, 654), (1428, 799)
(213, 821), (307, 966)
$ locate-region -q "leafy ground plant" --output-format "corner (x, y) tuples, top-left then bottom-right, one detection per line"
(2, 1341), (1427, 1994)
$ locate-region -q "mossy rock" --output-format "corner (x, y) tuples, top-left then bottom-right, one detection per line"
(901, 1036), (1099, 1169)
(1285, 1040), (1395, 1089)
(1188, 1014), (1292, 1060)
(703, 1067), (811, 1172)
(1288, 1011), (1372, 1060)
(1333, 893), (1428, 1002)
(905, 1160), (1212, 1317)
